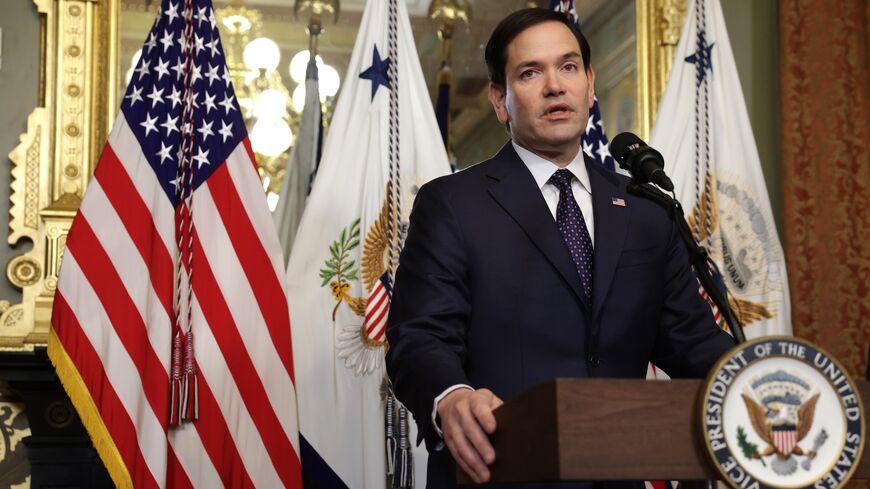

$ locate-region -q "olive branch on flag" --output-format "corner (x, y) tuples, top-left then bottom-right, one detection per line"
(320, 219), (362, 320)
(737, 426), (766, 467)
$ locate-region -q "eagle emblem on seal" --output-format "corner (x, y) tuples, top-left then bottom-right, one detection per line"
(320, 183), (403, 376)
(737, 370), (826, 475)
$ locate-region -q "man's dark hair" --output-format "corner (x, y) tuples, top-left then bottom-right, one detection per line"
(485, 8), (592, 88)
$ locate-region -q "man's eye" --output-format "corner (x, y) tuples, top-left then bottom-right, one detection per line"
(520, 70), (536, 79)
(563, 63), (578, 72)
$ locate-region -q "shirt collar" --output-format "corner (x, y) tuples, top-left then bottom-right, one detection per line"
(511, 141), (592, 195)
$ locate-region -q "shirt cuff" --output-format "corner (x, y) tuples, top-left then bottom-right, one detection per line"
(431, 384), (475, 438)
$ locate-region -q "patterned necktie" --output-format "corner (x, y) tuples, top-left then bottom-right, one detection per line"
(549, 169), (594, 302)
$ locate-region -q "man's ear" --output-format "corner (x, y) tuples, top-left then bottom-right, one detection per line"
(586, 65), (596, 108)
(488, 82), (509, 124)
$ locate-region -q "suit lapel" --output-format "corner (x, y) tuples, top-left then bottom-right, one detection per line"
(486, 143), (587, 306)
(587, 158), (631, 319)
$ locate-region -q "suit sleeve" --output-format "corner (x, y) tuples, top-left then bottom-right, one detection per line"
(651, 217), (737, 378)
(386, 180), (472, 448)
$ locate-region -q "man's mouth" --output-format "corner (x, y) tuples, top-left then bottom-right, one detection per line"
(543, 104), (572, 118)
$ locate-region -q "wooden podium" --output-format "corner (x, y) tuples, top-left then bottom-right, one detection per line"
(461, 378), (870, 484)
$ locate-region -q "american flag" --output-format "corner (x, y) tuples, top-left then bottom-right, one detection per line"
(364, 272), (392, 344)
(48, 0), (302, 487)
(550, 0), (617, 171)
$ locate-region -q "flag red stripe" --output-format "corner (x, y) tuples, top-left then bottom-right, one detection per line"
(95, 145), (175, 318)
(366, 299), (389, 336)
(66, 215), (170, 430)
(166, 447), (195, 489)
(242, 138), (259, 173)
(52, 294), (163, 489)
(365, 286), (387, 323)
(192, 230), (302, 486)
(190, 369), (257, 489)
(206, 164), (295, 381)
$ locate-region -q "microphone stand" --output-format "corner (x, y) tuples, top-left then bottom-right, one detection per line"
(626, 180), (746, 344)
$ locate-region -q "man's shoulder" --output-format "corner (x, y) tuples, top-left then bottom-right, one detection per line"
(418, 156), (502, 197)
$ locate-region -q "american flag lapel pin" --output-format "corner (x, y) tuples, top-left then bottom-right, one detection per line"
(612, 197), (626, 207)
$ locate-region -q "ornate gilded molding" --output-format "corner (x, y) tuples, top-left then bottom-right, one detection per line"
(3, 0), (119, 350)
(636, 0), (688, 140)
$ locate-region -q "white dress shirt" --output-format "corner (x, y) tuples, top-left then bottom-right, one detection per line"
(430, 142), (596, 438)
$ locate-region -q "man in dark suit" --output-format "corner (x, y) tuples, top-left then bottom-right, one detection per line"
(386, 8), (735, 488)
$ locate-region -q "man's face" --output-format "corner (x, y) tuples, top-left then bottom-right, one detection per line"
(488, 21), (595, 160)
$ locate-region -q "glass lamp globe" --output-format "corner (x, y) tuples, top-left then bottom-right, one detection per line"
(253, 89), (288, 120)
(319, 64), (341, 98)
(291, 84), (307, 113)
(288, 50), (323, 84)
(243, 37), (281, 73)
(250, 118), (293, 157)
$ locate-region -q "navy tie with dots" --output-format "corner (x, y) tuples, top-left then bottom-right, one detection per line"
(549, 169), (594, 302)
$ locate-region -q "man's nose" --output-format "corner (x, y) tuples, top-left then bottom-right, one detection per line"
(543, 69), (565, 97)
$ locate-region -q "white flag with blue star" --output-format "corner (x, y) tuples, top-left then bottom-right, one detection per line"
(650, 0), (791, 338)
(286, 0), (451, 487)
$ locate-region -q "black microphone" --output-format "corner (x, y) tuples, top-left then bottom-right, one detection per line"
(609, 132), (674, 192)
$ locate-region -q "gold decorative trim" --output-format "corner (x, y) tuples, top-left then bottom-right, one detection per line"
(636, 0), (688, 140)
(3, 0), (119, 351)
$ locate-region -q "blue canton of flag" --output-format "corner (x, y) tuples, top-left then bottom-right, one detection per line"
(123, 1), (245, 203)
(549, 0), (616, 171)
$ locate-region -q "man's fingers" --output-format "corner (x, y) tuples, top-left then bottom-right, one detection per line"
(445, 422), (491, 483)
(460, 405), (496, 465)
(471, 398), (498, 435)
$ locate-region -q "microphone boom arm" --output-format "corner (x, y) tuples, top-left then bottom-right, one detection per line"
(626, 180), (746, 344)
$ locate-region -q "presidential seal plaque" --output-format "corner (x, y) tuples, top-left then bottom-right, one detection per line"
(701, 337), (864, 489)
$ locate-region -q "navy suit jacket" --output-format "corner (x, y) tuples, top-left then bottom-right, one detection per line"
(385, 143), (734, 488)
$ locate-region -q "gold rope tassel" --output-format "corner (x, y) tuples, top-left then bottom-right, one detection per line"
(180, 330), (199, 421)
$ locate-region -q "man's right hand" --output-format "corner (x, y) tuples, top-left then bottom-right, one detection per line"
(436, 388), (504, 484)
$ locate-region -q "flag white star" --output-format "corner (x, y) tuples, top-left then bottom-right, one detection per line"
(144, 32), (157, 53)
(166, 85), (182, 108)
(134, 59), (151, 79)
(165, 1), (179, 24)
(170, 175), (182, 192)
(208, 9), (218, 30)
(596, 141), (611, 161)
(193, 33), (205, 55)
(160, 30), (174, 52)
(218, 120), (234, 143)
(146, 86), (165, 108)
(203, 92), (217, 114)
(156, 142), (174, 164)
(585, 114), (595, 133)
(190, 63), (203, 84)
(582, 140), (594, 157)
(171, 57), (185, 80)
(205, 39), (219, 58)
(221, 65), (233, 86)
(177, 32), (188, 53)
(140, 113), (159, 136)
(125, 85), (144, 106)
(193, 147), (210, 168)
(196, 6), (209, 27)
(154, 58), (170, 80)
(218, 93), (236, 114)
(205, 63), (221, 86)
(197, 120), (214, 142)
(161, 114), (179, 135)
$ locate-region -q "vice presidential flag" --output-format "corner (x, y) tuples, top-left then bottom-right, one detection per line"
(650, 0), (791, 337)
(286, 0), (451, 487)
(48, 0), (302, 486)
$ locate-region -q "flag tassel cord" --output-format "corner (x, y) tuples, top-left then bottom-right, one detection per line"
(47, 329), (134, 489)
